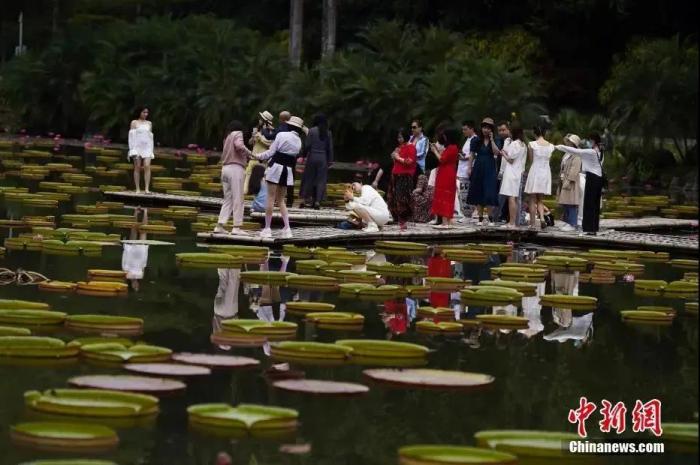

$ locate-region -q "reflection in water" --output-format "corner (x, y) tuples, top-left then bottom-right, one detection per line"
(544, 270), (594, 347)
(518, 281), (546, 338)
(428, 254), (451, 308)
(212, 268), (240, 351)
(382, 299), (409, 338)
(121, 207), (149, 292)
(251, 256), (289, 356)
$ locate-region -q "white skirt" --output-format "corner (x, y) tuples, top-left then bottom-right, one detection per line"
(524, 164), (551, 195)
(499, 168), (523, 197)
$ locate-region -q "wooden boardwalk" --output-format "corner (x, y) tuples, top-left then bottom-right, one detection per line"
(196, 221), (698, 253)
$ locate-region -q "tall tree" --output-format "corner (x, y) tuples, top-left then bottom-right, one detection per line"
(321, 0), (337, 59)
(289, 0), (303, 68)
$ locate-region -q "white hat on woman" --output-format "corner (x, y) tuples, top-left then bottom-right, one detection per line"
(287, 116), (305, 129)
(565, 134), (581, 148)
(259, 110), (274, 123)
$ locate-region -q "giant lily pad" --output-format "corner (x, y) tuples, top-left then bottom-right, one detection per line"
(68, 374), (186, 395)
(18, 460), (117, 465)
(188, 403), (298, 433)
(415, 321), (463, 335)
(398, 444), (517, 465)
(475, 315), (529, 327)
(272, 379), (369, 396)
(539, 295), (597, 311)
(285, 301), (335, 315)
(221, 319), (297, 339)
(336, 339), (429, 359)
(374, 240), (428, 252)
(474, 430), (582, 459)
(80, 343), (171, 363)
(621, 310), (674, 323)
(0, 325), (31, 336)
(171, 352), (260, 369)
(0, 299), (50, 310)
(0, 336), (80, 358)
(25, 388), (158, 418)
(270, 341), (352, 365)
(124, 362), (210, 377)
(65, 315), (143, 335)
(363, 368), (494, 391)
(240, 271), (296, 285)
(285, 274), (338, 290)
(175, 252), (242, 268)
(305, 312), (364, 330)
(10, 422), (119, 453)
(0, 309), (66, 325)
(461, 286), (523, 306)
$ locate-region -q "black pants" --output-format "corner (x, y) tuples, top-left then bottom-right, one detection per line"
(582, 172), (603, 233)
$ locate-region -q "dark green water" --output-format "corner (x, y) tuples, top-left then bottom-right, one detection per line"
(0, 150), (698, 465)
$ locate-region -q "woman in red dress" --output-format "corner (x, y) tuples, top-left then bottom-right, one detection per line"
(430, 127), (460, 228)
(386, 128), (417, 230)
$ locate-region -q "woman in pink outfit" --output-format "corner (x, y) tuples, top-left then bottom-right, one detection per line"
(214, 120), (252, 235)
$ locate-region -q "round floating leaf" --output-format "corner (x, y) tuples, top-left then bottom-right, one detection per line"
(0, 325), (31, 336)
(24, 388), (158, 418)
(0, 299), (51, 310)
(474, 430), (582, 458)
(10, 421), (119, 453)
(68, 374), (185, 395)
(171, 352), (260, 369)
(621, 310), (674, 322)
(0, 336), (80, 358)
(398, 444), (517, 465)
(124, 363), (210, 377)
(80, 343), (171, 363)
(364, 368), (494, 391)
(0, 309), (66, 325)
(188, 403), (298, 432)
(336, 339), (429, 359)
(272, 379), (369, 396)
(475, 315), (529, 327)
(18, 460), (118, 465)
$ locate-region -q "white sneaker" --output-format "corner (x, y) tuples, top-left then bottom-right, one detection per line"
(260, 228), (272, 238)
(230, 227), (249, 236)
(213, 224), (227, 234)
(363, 222), (380, 233)
(428, 218), (438, 225)
(280, 227), (293, 239)
(559, 224), (575, 232)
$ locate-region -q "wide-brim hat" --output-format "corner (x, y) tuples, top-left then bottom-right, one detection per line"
(481, 117), (495, 128)
(259, 110), (273, 123)
(287, 116), (304, 129)
(565, 133), (581, 148)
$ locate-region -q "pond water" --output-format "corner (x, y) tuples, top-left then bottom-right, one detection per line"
(0, 147), (697, 465)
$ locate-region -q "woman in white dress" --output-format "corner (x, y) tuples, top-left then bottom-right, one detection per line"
(524, 126), (554, 229)
(128, 107), (154, 193)
(498, 124), (527, 228)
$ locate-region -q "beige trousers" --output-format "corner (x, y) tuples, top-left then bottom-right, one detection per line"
(218, 164), (245, 227)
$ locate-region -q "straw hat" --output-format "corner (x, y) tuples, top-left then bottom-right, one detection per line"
(258, 110), (273, 123)
(287, 116), (304, 129)
(565, 133), (581, 148)
(481, 117), (495, 127)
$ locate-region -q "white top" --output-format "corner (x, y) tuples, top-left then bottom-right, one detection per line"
(128, 120), (154, 159)
(524, 141), (554, 195)
(499, 139), (526, 197)
(555, 145), (602, 177)
(457, 135), (475, 178)
(256, 131), (302, 161)
(347, 185), (390, 217)
(121, 243), (149, 280)
(498, 137), (512, 178)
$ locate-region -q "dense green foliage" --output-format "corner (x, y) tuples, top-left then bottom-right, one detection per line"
(0, 17), (544, 156)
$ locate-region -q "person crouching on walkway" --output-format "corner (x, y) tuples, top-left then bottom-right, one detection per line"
(556, 134), (582, 232)
(345, 181), (391, 233)
(254, 116), (305, 239)
(214, 120), (252, 235)
(386, 128), (417, 231)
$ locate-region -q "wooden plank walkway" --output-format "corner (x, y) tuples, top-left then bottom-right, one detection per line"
(196, 221), (698, 253)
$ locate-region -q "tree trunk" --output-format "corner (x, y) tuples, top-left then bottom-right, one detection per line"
(52, 0), (59, 35)
(289, 0), (304, 68)
(321, 0), (337, 60)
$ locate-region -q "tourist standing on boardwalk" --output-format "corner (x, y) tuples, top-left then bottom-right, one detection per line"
(466, 117), (500, 225)
(411, 173), (434, 223)
(524, 126), (554, 230)
(556, 134), (582, 231)
(214, 120), (252, 235)
(430, 126), (460, 229)
(498, 123), (527, 228)
(300, 114), (334, 209)
(345, 181), (391, 232)
(128, 107), (154, 194)
(555, 133), (604, 235)
(495, 121), (512, 223)
(245, 110), (275, 195)
(458, 121), (477, 221)
(386, 129), (417, 230)
(409, 119), (430, 175)
(254, 116), (305, 239)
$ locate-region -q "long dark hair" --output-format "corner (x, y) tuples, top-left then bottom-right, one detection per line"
(533, 125), (547, 138)
(439, 126), (461, 146)
(134, 106), (149, 120)
(248, 163), (266, 195)
(313, 113), (329, 141)
(510, 123), (524, 142)
(226, 120), (244, 134)
(589, 132), (603, 163)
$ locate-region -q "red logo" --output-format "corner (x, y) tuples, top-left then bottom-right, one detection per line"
(569, 397), (662, 438)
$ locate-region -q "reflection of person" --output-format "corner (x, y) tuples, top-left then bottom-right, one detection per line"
(121, 208), (149, 292)
(518, 281), (545, 337)
(128, 107), (154, 194)
(212, 268), (240, 351)
(427, 253), (451, 308)
(544, 271), (592, 346)
(383, 299), (408, 338)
